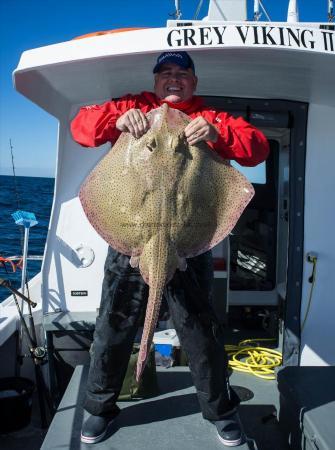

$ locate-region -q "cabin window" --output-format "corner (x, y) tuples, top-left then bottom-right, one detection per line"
(231, 161), (266, 184)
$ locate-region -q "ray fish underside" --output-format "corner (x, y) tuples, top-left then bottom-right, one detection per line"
(79, 103), (254, 381)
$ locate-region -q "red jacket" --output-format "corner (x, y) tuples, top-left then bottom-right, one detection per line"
(71, 91), (269, 167)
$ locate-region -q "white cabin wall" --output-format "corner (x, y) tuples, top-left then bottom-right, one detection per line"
(300, 103), (335, 365)
(42, 105), (111, 313)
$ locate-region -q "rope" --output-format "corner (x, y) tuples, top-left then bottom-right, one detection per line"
(0, 256), (23, 273)
(225, 338), (282, 380)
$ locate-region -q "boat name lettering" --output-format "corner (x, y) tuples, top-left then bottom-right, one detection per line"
(71, 290), (88, 296)
(168, 26), (227, 47)
(322, 31), (335, 52)
(167, 25), (334, 53)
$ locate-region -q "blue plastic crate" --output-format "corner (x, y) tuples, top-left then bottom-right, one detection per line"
(155, 343), (173, 357)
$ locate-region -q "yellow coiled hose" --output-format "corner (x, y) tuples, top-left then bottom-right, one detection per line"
(225, 338), (282, 380)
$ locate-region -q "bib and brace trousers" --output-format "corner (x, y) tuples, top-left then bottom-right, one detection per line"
(84, 247), (239, 421)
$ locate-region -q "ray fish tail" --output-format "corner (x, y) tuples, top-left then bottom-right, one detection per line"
(136, 232), (173, 383)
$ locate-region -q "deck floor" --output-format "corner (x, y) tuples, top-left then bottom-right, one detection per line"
(40, 365), (289, 450)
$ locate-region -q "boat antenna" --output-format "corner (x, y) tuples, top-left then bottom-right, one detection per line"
(174, 0), (182, 19)
(287, 0), (299, 23)
(193, 0), (204, 20)
(329, 0), (334, 22)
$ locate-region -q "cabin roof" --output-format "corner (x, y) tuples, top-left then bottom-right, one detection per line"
(13, 24), (335, 116)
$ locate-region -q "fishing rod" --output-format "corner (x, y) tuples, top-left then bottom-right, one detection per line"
(4, 140), (53, 427)
(0, 278), (37, 308)
(8, 139), (26, 372)
(8, 140), (39, 369)
(9, 139), (21, 211)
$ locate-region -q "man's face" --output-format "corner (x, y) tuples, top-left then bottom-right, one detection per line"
(154, 63), (198, 103)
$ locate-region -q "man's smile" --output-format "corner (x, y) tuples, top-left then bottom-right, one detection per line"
(166, 86), (182, 93)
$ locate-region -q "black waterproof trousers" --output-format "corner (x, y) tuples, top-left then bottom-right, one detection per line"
(84, 247), (239, 421)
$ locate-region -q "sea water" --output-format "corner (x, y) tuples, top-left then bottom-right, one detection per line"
(0, 175), (54, 302)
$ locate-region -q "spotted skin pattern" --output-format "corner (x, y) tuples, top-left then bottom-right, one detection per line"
(79, 104), (255, 382)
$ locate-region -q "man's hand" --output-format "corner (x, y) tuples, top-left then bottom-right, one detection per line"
(116, 109), (149, 139)
(184, 117), (219, 146)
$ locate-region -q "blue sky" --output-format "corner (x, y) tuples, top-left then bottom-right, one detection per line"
(0, 0), (329, 178)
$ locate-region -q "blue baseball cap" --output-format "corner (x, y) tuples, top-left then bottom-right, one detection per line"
(153, 51), (195, 74)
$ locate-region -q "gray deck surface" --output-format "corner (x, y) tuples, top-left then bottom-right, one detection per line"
(41, 365), (289, 450)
